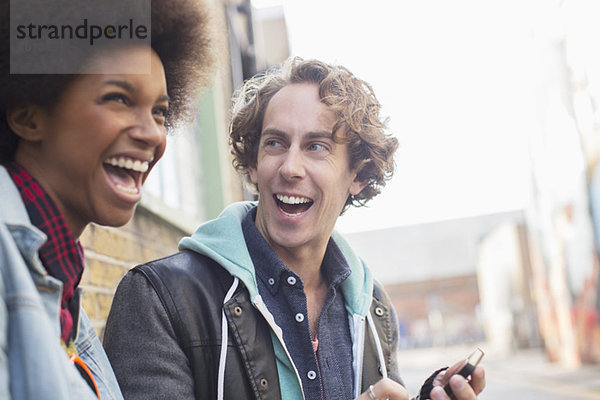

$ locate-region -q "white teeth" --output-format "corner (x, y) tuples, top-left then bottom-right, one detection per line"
(276, 194), (312, 204)
(281, 210), (303, 217)
(116, 184), (139, 195)
(104, 157), (149, 173)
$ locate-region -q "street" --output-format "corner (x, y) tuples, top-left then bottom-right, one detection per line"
(397, 343), (600, 399)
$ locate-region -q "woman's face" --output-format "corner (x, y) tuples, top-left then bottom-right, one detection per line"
(13, 45), (168, 237)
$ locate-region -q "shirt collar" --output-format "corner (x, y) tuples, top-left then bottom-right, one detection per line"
(321, 237), (352, 288)
(242, 207), (289, 295)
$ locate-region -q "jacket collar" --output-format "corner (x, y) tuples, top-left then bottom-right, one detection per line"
(0, 165), (47, 276)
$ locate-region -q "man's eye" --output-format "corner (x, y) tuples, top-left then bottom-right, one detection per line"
(309, 143), (327, 151)
(265, 139), (282, 147)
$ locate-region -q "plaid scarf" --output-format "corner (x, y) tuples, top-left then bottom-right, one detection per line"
(7, 162), (85, 343)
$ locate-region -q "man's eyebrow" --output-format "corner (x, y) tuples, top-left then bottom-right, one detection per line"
(102, 79), (169, 103)
(261, 128), (287, 138)
(261, 129), (333, 139)
(306, 131), (333, 140)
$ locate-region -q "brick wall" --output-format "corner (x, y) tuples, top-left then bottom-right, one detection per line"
(79, 206), (188, 339)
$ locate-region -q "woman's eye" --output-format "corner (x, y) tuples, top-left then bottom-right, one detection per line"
(153, 106), (168, 118)
(102, 93), (128, 105)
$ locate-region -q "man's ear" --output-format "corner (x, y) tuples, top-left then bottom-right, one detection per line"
(349, 176), (368, 196)
(6, 105), (45, 142)
(248, 165), (258, 185)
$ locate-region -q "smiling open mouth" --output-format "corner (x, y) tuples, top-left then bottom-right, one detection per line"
(103, 157), (149, 195)
(275, 194), (313, 216)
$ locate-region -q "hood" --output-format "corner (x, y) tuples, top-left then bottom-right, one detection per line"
(179, 201), (259, 300)
(179, 201), (374, 316)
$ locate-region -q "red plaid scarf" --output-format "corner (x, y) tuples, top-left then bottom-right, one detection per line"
(7, 162), (85, 343)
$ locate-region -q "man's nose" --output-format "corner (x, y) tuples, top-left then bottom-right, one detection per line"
(279, 147), (306, 180)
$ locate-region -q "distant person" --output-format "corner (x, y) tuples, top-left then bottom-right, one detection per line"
(104, 57), (485, 400)
(0, 0), (214, 398)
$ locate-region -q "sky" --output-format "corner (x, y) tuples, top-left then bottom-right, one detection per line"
(252, 0), (544, 233)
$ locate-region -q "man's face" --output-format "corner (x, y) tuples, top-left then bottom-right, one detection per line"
(13, 45), (168, 236)
(249, 83), (366, 259)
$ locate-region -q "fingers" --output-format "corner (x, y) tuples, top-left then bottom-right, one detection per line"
(444, 359), (467, 377)
(432, 358), (473, 388)
(355, 378), (409, 400)
(469, 366), (486, 394)
(431, 375), (471, 400)
(429, 366), (486, 400)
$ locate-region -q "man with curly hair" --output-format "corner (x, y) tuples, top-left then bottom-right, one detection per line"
(104, 58), (485, 400)
(0, 0), (214, 398)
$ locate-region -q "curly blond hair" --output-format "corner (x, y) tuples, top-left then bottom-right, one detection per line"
(229, 57), (398, 209)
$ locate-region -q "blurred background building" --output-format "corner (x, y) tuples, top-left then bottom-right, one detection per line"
(79, 0), (600, 372)
(344, 210), (528, 350)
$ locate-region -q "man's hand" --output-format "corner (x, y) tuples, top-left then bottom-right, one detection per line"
(430, 364), (485, 400)
(355, 378), (409, 400)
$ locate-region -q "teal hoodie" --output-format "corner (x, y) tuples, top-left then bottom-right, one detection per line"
(179, 201), (380, 400)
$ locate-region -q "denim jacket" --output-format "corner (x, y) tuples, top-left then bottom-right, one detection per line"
(0, 166), (123, 400)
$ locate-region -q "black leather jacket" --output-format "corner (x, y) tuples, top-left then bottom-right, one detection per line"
(104, 250), (403, 400)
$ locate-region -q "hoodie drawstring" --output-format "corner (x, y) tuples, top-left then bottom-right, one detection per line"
(366, 311), (388, 379)
(352, 311), (389, 398)
(352, 315), (366, 398)
(217, 277), (239, 400)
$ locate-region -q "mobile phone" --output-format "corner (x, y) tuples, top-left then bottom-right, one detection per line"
(443, 348), (484, 399)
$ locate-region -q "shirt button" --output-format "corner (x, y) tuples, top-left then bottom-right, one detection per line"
(295, 313), (305, 322)
(307, 370), (317, 380)
(287, 276), (297, 285)
(268, 278), (275, 285)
